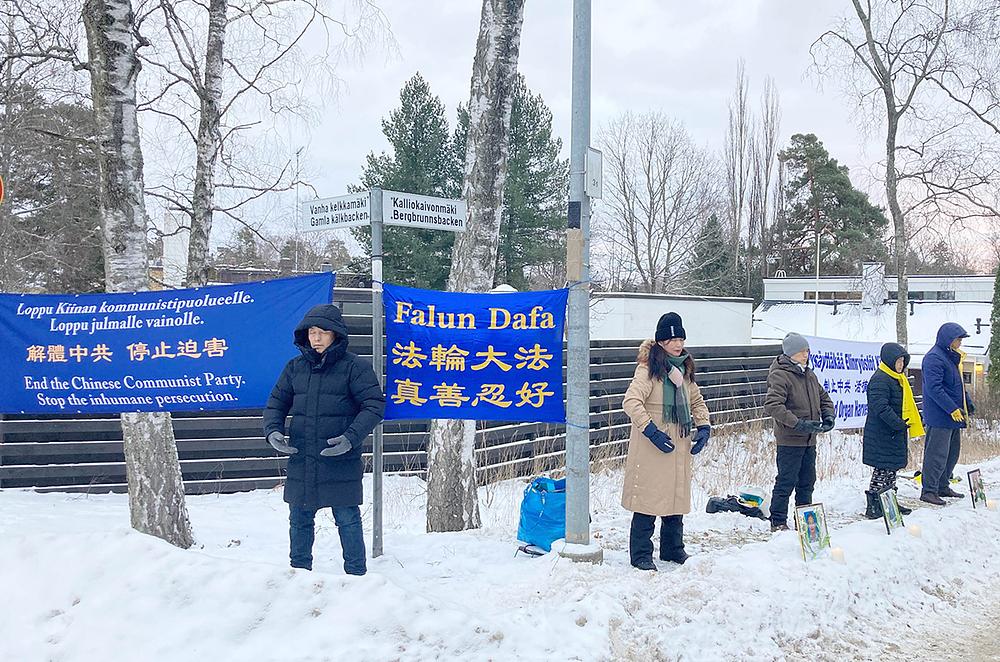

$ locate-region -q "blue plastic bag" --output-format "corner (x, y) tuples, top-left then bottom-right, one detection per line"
(517, 477), (566, 552)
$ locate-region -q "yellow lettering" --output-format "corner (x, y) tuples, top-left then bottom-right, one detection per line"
(397, 303), (479, 329)
(528, 305), (541, 327)
(394, 301), (412, 323)
(490, 307), (511, 329)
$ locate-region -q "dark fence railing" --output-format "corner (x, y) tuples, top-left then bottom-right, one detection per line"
(0, 288), (780, 494)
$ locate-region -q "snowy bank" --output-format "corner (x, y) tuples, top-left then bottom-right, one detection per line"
(3, 444), (1000, 661)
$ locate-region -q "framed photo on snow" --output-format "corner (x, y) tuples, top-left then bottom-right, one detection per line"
(968, 469), (988, 509)
(878, 488), (905, 534)
(795, 503), (832, 562)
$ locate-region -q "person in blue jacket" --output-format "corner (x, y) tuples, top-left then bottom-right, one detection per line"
(919, 322), (975, 506)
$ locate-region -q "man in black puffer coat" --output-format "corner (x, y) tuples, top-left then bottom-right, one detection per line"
(862, 343), (915, 519)
(263, 304), (385, 575)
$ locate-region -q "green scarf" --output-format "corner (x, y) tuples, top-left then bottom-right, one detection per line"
(661, 353), (693, 437)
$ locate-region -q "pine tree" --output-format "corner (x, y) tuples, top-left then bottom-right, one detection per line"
(353, 73), (462, 289)
(772, 134), (889, 276)
(690, 215), (740, 296)
(0, 85), (103, 292)
(215, 227), (264, 267)
(356, 72), (567, 291)
(989, 267), (1000, 394)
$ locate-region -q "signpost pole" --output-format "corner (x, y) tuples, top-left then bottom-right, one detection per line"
(561, 0), (603, 564)
(371, 188), (385, 559)
(300, 186), (464, 560)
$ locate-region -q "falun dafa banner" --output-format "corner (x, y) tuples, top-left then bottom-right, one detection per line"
(382, 284), (568, 423)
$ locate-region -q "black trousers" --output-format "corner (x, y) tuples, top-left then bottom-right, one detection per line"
(769, 445), (817, 525)
(629, 512), (684, 563)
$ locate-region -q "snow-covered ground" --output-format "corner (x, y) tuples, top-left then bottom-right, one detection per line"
(4, 435), (1000, 662)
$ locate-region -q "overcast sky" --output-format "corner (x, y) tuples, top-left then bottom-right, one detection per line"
(242, 0), (905, 253)
(299, 1), (872, 187)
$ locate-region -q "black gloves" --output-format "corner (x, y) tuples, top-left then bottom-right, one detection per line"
(643, 422), (675, 454)
(820, 413), (836, 433)
(692, 426), (710, 455)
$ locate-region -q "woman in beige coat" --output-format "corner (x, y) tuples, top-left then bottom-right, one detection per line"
(621, 312), (711, 571)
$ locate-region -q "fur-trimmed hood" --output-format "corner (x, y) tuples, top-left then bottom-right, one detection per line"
(637, 339), (655, 365)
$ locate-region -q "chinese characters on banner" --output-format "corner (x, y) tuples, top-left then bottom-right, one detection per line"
(0, 273), (333, 413)
(805, 335), (882, 429)
(383, 284), (569, 423)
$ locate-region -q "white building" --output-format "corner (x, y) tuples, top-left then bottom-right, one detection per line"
(752, 264), (994, 393)
(591, 292), (754, 345)
(761, 265), (993, 305)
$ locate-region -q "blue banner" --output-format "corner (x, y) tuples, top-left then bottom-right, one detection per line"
(0, 274), (334, 414)
(383, 284), (568, 422)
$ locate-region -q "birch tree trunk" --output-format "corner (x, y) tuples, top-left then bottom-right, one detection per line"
(425, 0), (525, 533)
(83, 0), (194, 548)
(185, 0), (227, 287)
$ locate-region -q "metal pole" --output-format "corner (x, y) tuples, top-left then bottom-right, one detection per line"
(561, 0), (601, 563)
(370, 188), (385, 558)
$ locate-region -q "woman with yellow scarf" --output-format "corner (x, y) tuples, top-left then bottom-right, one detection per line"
(862, 343), (925, 519)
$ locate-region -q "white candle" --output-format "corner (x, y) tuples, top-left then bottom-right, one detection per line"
(988, 500), (997, 511)
(830, 547), (846, 564)
(908, 524), (922, 538)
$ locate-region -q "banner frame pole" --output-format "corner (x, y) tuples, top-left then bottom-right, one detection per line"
(371, 188), (385, 559)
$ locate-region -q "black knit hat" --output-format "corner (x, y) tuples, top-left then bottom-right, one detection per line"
(655, 312), (686, 341)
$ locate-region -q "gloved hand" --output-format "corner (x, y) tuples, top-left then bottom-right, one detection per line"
(266, 431), (298, 455)
(794, 419), (823, 435)
(691, 426), (710, 455)
(967, 399), (976, 416)
(642, 422), (674, 454)
(320, 435), (352, 457)
(950, 409), (965, 423)
(820, 413), (836, 432)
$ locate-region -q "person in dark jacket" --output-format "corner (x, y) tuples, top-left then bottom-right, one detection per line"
(263, 304), (385, 575)
(763, 333), (836, 532)
(919, 322), (974, 506)
(862, 343), (924, 519)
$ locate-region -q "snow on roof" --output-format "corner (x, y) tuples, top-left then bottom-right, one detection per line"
(752, 301), (992, 362)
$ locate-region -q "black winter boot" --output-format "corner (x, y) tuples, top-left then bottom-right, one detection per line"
(630, 513), (657, 570)
(865, 491), (883, 520)
(632, 557), (657, 571)
(659, 515), (689, 564)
